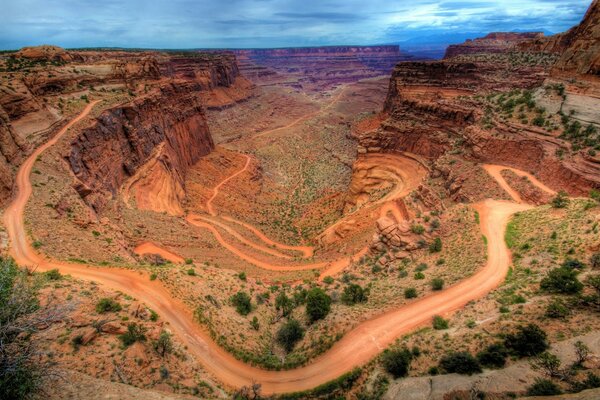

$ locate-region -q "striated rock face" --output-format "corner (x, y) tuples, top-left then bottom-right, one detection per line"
(232, 45), (418, 90)
(0, 47), (252, 209)
(553, 0), (600, 76)
(359, 21), (600, 196)
(444, 32), (545, 59)
(67, 81), (214, 213)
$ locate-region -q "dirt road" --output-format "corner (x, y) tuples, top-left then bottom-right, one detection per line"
(483, 164), (556, 203)
(3, 101), (540, 394)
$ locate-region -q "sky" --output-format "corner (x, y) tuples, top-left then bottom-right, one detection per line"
(0, 0), (592, 50)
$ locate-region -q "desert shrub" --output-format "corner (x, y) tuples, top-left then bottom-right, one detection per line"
(238, 272), (247, 281)
(250, 316), (259, 331)
(540, 267), (583, 294)
(306, 288), (331, 322)
(119, 323), (146, 347)
(590, 252), (600, 269)
(411, 224), (425, 234)
(323, 276), (334, 284)
(404, 287), (417, 299)
(431, 278), (444, 291)
(504, 324), (548, 357)
(429, 238), (442, 253)
(276, 319), (304, 352)
(439, 352), (482, 375)
(231, 291), (252, 315)
(551, 191), (569, 208)
(561, 258), (586, 270)
(341, 284), (368, 305)
(381, 348), (412, 378)
(44, 269), (62, 280)
(545, 298), (571, 318)
(275, 292), (294, 317)
(477, 343), (508, 368)
(432, 315), (448, 330)
(95, 298), (122, 313)
(526, 378), (562, 396)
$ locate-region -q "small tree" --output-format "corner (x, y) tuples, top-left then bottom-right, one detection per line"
(381, 348), (413, 378)
(504, 324), (549, 357)
(341, 284), (368, 305)
(551, 191), (569, 208)
(305, 288), (331, 322)
(276, 319), (304, 352)
(562, 258), (586, 270)
(540, 267), (583, 294)
(587, 274), (600, 295)
(531, 352), (561, 378)
(574, 340), (590, 366)
(477, 343), (508, 368)
(231, 291), (252, 316)
(439, 352), (482, 375)
(153, 330), (173, 357)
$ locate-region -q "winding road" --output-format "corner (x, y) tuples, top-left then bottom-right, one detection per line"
(2, 100), (551, 394)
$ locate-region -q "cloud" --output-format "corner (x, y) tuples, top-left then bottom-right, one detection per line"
(0, 0), (592, 49)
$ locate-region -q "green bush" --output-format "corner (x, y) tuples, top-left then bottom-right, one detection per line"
(153, 330), (173, 357)
(95, 298), (122, 313)
(477, 343), (508, 368)
(432, 315), (448, 330)
(275, 292), (294, 317)
(439, 352), (482, 375)
(411, 224), (425, 234)
(0, 257), (43, 399)
(526, 378), (562, 396)
(551, 191), (569, 208)
(119, 323), (146, 347)
(341, 284), (368, 305)
(381, 348), (413, 378)
(431, 278), (444, 291)
(545, 298), (571, 318)
(562, 258), (586, 270)
(231, 291), (252, 316)
(306, 287), (331, 322)
(429, 238), (442, 253)
(540, 267), (583, 294)
(44, 269), (62, 280)
(404, 287), (417, 299)
(504, 324), (548, 357)
(276, 319), (304, 352)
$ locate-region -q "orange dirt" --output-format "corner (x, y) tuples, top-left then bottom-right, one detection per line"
(483, 164), (557, 203)
(133, 242), (185, 264)
(3, 100), (550, 395)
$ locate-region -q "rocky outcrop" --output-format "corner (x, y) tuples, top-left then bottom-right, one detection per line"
(444, 32), (545, 59)
(0, 107), (29, 203)
(359, 19), (600, 196)
(553, 0), (600, 76)
(68, 81), (214, 212)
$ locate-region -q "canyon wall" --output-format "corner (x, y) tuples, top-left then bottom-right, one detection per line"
(444, 32), (545, 59)
(359, 32), (600, 195)
(231, 45), (418, 90)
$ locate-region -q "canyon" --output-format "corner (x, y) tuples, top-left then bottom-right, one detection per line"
(0, 1), (599, 399)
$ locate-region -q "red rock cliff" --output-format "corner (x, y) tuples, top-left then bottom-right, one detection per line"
(444, 32), (545, 59)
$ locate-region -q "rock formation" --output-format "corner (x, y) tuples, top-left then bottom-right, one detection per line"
(444, 32), (545, 59)
(357, 0), (600, 196)
(232, 45), (418, 90)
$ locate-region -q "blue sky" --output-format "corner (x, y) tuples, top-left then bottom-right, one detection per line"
(0, 0), (592, 50)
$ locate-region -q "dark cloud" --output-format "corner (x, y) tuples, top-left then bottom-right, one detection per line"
(0, 0), (592, 49)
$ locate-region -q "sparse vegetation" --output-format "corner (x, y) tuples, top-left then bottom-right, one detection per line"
(439, 352), (482, 375)
(95, 298), (122, 313)
(231, 291), (252, 316)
